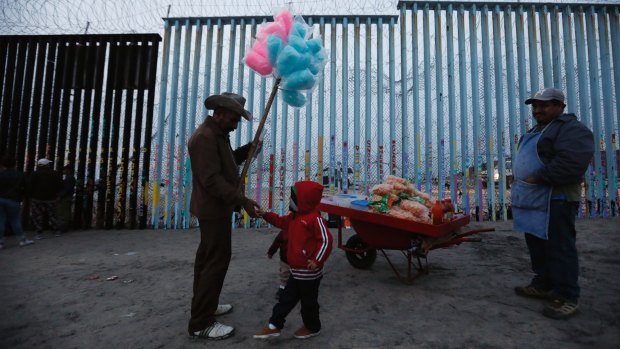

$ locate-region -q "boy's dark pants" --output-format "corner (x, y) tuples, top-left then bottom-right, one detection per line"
(188, 218), (232, 334)
(270, 275), (322, 332)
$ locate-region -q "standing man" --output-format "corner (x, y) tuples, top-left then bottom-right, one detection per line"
(28, 158), (64, 239)
(512, 88), (594, 319)
(57, 164), (76, 234)
(0, 156), (34, 249)
(187, 92), (261, 339)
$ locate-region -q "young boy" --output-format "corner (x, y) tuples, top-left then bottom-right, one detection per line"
(254, 180), (332, 339)
(267, 230), (289, 299)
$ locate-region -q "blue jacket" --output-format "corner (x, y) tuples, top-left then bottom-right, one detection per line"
(530, 113), (594, 187)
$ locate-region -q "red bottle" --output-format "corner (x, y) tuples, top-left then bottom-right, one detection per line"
(445, 199), (454, 221)
(432, 200), (444, 225)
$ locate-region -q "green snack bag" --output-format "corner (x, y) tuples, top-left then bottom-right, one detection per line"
(369, 195), (390, 213)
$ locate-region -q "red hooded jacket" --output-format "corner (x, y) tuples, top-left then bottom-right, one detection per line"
(262, 181), (332, 280)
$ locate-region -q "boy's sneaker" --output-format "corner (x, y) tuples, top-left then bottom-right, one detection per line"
(190, 322), (234, 340)
(214, 304), (233, 316)
(253, 325), (281, 339)
(543, 298), (579, 320)
(514, 285), (554, 300)
(55, 231), (63, 237)
(293, 326), (320, 339)
(19, 239), (34, 247)
(35, 234), (44, 240)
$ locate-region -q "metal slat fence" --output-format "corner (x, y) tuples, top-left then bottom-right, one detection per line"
(0, 34), (161, 229)
(152, 1), (619, 229)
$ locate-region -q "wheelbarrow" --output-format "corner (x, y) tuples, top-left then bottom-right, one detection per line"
(318, 195), (495, 284)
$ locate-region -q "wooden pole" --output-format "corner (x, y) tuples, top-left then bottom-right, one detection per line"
(239, 78), (281, 192)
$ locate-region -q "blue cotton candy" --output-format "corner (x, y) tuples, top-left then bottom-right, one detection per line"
(282, 89), (306, 107)
(308, 49), (327, 74)
(276, 45), (310, 76)
(289, 21), (307, 38)
(307, 38), (322, 54)
(266, 35), (283, 66)
(282, 69), (316, 90)
(288, 35), (308, 53)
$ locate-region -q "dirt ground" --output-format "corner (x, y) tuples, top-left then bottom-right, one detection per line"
(1, 218), (619, 349)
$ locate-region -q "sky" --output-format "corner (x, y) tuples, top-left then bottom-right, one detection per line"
(0, 0), (611, 36)
(0, 0), (398, 35)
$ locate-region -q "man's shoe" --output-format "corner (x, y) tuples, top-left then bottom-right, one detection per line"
(515, 285), (554, 300)
(191, 322), (234, 340)
(214, 304), (233, 316)
(19, 239), (34, 247)
(543, 298), (578, 320)
(293, 325), (320, 339)
(253, 325), (281, 339)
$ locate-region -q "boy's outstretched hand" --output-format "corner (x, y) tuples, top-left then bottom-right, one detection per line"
(307, 259), (318, 270)
(256, 207), (265, 217)
(243, 199), (261, 218)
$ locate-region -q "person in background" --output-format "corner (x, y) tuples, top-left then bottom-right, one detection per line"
(254, 181), (333, 340)
(28, 158), (63, 239)
(512, 88), (594, 320)
(57, 164), (76, 233)
(186, 92), (261, 340)
(267, 230), (290, 300)
(0, 156), (34, 249)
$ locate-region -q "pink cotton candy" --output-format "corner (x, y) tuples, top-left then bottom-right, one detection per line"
(257, 21), (288, 42)
(244, 51), (272, 76)
(275, 10), (294, 37)
(251, 39), (268, 58)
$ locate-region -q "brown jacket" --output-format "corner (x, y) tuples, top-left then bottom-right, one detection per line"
(188, 117), (251, 219)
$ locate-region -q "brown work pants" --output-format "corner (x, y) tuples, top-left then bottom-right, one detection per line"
(187, 218), (232, 334)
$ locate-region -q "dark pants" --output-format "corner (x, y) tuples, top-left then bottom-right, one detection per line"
(187, 218), (232, 334)
(269, 275), (322, 332)
(57, 197), (72, 231)
(526, 200), (579, 302)
(30, 199), (62, 232)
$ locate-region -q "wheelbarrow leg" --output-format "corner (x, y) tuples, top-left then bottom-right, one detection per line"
(415, 254), (428, 274)
(405, 250), (429, 279)
(379, 249), (428, 285)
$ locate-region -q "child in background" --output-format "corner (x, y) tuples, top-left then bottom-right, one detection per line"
(254, 181), (332, 340)
(267, 230), (289, 300)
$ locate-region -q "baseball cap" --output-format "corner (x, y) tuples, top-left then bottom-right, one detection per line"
(37, 158), (52, 166)
(525, 88), (565, 105)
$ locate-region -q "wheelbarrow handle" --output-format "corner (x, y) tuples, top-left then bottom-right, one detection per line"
(426, 227), (495, 251)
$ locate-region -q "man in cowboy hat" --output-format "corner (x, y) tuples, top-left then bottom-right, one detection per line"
(187, 92), (261, 340)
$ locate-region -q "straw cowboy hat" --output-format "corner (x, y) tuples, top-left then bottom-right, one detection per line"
(204, 92), (253, 121)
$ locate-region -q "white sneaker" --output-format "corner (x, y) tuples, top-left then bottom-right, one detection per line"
(192, 322), (234, 340)
(214, 304), (233, 316)
(19, 239), (34, 247)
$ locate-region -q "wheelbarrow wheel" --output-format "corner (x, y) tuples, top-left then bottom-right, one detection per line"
(345, 234), (377, 269)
